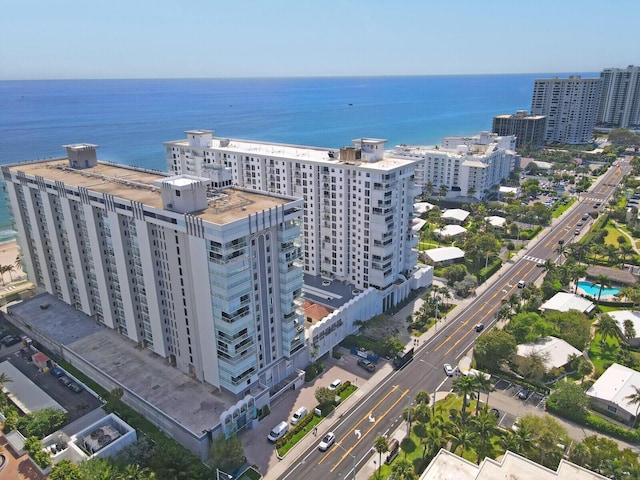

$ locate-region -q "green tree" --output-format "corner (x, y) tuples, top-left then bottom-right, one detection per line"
(209, 433), (245, 475)
(314, 386), (335, 407)
(548, 381), (589, 419)
(17, 407), (67, 438)
(50, 460), (84, 480)
(374, 436), (389, 479)
(474, 329), (517, 371)
(384, 336), (404, 357)
(415, 390), (431, 406)
(119, 464), (156, 480)
(80, 457), (120, 480)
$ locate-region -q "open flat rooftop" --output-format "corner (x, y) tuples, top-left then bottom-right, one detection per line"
(7, 158), (293, 225)
(7, 294), (236, 437)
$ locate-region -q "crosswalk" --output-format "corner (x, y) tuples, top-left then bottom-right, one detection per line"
(523, 255), (545, 265)
(580, 196), (603, 202)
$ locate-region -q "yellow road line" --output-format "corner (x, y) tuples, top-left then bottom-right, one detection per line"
(328, 388), (410, 472)
(317, 384), (399, 465)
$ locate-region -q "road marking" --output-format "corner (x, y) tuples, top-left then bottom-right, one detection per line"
(355, 429), (361, 439)
(317, 384), (399, 465)
(328, 388), (410, 472)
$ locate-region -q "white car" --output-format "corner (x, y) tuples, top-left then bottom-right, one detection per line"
(318, 432), (335, 451)
(329, 379), (342, 390)
(443, 364), (454, 377)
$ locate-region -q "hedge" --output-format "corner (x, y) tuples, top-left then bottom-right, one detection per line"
(546, 399), (640, 444)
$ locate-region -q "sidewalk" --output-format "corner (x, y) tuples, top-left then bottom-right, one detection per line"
(266, 177), (611, 479)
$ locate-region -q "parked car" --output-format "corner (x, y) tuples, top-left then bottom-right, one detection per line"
(490, 408), (500, 418)
(1, 335), (21, 346)
(50, 367), (65, 378)
(318, 432), (335, 451)
(518, 387), (531, 400)
(58, 376), (72, 387)
(290, 406), (308, 425)
(357, 358), (375, 372)
(329, 379), (342, 390)
(443, 364), (454, 377)
(267, 421), (289, 442)
(68, 382), (84, 394)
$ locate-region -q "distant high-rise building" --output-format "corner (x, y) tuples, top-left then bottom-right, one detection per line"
(531, 76), (603, 144)
(389, 131), (518, 199)
(164, 131), (421, 311)
(597, 65), (640, 130)
(492, 110), (546, 148)
(2, 144), (307, 397)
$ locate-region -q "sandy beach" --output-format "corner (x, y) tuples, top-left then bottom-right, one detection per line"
(0, 240), (25, 285)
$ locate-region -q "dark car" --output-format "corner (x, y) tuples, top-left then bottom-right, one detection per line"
(58, 376), (72, 387)
(474, 323), (485, 332)
(357, 358), (376, 372)
(490, 408), (500, 418)
(50, 367), (65, 378)
(518, 388), (531, 400)
(67, 382), (84, 394)
(1, 335), (21, 346)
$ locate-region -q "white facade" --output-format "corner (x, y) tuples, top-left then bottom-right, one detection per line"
(164, 131), (421, 311)
(531, 76), (603, 144)
(2, 145), (307, 397)
(389, 131), (517, 200)
(598, 65), (640, 129)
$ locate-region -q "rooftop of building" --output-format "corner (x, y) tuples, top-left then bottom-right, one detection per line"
(5, 158), (294, 225)
(540, 292), (595, 314)
(165, 135), (418, 172)
(302, 274), (356, 313)
(586, 363), (640, 417)
(7, 294), (237, 438)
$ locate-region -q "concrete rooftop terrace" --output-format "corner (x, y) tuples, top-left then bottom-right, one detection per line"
(6, 158), (294, 225)
(166, 136), (419, 171)
(7, 294), (236, 436)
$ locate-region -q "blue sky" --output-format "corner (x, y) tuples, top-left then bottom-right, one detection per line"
(1, 0), (638, 80)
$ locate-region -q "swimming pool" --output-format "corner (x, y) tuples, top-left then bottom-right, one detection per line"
(577, 281), (620, 297)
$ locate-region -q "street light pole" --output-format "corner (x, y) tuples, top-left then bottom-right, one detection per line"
(336, 443), (357, 480)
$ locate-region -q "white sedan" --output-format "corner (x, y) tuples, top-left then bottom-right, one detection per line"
(443, 363), (454, 377)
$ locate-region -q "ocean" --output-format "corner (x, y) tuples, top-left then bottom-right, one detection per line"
(0, 73), (594, 241)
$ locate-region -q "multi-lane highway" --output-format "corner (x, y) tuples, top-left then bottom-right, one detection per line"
(278, 157), (631, 480)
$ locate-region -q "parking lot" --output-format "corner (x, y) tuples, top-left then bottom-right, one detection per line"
(493, 377), (547, 408)
(0, 318), (102, 423)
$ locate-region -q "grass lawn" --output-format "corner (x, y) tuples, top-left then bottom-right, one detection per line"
(553, 198), (575, 218)
(237, 467), (261, 480)
(603, 223), (629, 247)
(589, 333), (621, 374)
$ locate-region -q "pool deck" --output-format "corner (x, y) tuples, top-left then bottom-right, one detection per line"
(576, 281), (621, 301)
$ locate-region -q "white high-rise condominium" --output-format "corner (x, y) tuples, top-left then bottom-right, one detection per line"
(2, 144), (307, 397)
(165, 131), (421, 311)
(389, 131), (517, 200)
(598, 65), (640, 130)
(531, 75), (603, 144)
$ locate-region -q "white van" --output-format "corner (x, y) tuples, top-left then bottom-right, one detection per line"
(267, 421), (289, 442)
(290, 406), (308, 425)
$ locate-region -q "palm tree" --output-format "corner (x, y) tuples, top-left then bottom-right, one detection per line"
(542, 259), (556, 274)
(374, 436), (388, 479)
(415, 390), (431, 406)
(452, 375), (478, 417)
(595, 275), (612, 306)
(471, 408), (498, 463)
(474, 374), (494, 415)
(119, 465), (156, 480)
(390, 458), (416, 480)
(620, 244), (635, 267)
(595, 314), (624, 345)
(624, 319), (637, 343)
(448, 424), (476, 457)
(0, 372), (12, 389)
(14, 255), (22, 271)
(4, 264), (15, 282)
(625, 385), (640, 428)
